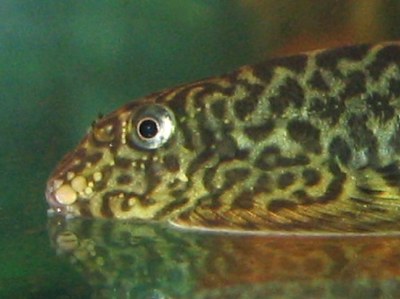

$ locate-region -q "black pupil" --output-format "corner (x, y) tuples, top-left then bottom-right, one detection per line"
(139, 119), (158, 139)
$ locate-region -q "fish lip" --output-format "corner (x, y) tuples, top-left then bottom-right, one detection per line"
(45, 179), (67, 214)
(45, 147), (85, 215)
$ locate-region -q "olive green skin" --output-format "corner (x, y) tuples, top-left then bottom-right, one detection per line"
(47, 42), (400, 233)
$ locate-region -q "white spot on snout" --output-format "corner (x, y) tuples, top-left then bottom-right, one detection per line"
(55, 185), (77, 205)
(93, 172), (103, 182)
(71, 176), (87, 193)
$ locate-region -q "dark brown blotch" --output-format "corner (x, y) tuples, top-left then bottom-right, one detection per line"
(199, 193), (224, 210)
(308, 71), (330, 91)
(316, 44), (370, 71)
(309, 97), (345, 125)
(246, 82), (265, 99)
(64, 147), (86, 163)
(255, 146), (309, 170)
(277, 154), (310, 167)
(186, 149), (214, 176)
(389, 78), (400, 97)
(224, 168), (251, 188)
(255, 146), (281, 170)
(252, 54), (307, 83)
(193, 82), (235, 104)
(317, 176), (345, 203)
(236, 149), (250, 160)
(277, 172), (295, 189)
(287, 120), (321, 154)
(341, 71), (366, 99)
(101, 193), (114, 218)
(267, 199), (297, 212)
(302, 168), (321, 186)
(271, 54), (308, 73)
(292, 189), (313, 204)
(139, 195), (156, 207)
(144, 160), (162, 194)
(169, 189), (186, 199)
(86, 152), (103, 165)
(121, 197), (133, 211)
(253, 174), (273, 193)
(234, 97), (258, 121)
(357, 185), (384, 196)
(163, 154), (180, 172)
(210, 99), (226, 119)
(155, 197), (190, 219)
(114, 156), (133, 169)
(367, 44), (400, 80)
(78, 202), (92, 218)
(244, 120), (275, 142)
(168, 85), (196, 109)
(328, 161), (344, 177)
(328, 136), (352, 165)
(116, 174), (133, 185)
(69, 161), (86, 175)
(251, 62), (273, 83)
(232, 190), (254, 209)
(284, 79), (305, 105)
(366, 92), (395, 123)
(376, 162), (400, 187)
(269, 78), (305, 116)
(234, 80), (265, 121)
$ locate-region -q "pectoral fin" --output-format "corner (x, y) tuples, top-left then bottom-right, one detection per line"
(169, 162), (400, 234)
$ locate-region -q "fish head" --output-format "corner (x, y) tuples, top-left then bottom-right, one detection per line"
(45, 94), (201, 220)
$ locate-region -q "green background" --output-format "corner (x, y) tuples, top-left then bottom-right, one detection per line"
(1, 0), (400, 297)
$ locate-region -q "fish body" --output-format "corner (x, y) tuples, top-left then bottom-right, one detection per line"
(46, 42), (400, 232)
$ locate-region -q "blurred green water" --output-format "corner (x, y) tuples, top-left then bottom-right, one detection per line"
(2, 0), (400, 298)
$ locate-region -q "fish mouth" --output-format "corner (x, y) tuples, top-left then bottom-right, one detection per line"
(45, 177), (83, 218)
(45, 179), (69, 216)
(45, 142), (95, 217)
(46, 189), (63, 216)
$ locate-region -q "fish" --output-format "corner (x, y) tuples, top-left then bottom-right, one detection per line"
(46, 41), (400, 233)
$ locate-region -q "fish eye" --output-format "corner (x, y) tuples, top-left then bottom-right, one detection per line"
(129, 104), (175, 150)
(137, 117), (159, 139)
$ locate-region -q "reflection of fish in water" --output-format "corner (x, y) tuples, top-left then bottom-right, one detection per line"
(49, 218), (400, 298)
(46, 42), (400, 232)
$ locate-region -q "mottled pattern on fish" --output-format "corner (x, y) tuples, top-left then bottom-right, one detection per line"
(46, 42), (400, 232)
(49, 218), (400, 298)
